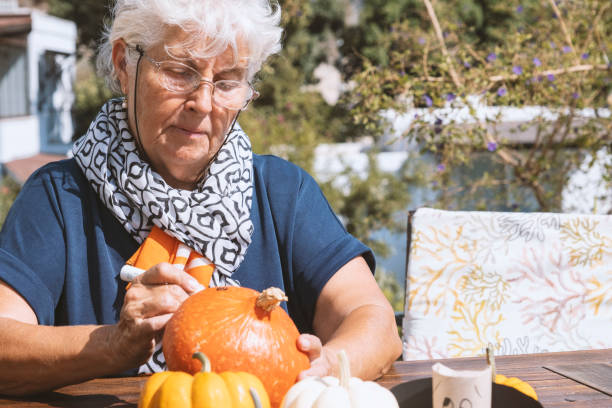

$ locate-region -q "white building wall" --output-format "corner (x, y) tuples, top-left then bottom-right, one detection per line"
(0, 115), (39, 162)
(0, 10), (76, 162)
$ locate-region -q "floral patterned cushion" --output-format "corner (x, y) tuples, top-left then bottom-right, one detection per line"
(402, 207), (612, 360)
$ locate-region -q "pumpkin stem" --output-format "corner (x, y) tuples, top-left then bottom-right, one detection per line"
(249, 387), (263, 408)
(486, 345), (496, 381)
(192, 351), (212, 373)
(256, 287), (288, 313)
(337, 350), (351, 390)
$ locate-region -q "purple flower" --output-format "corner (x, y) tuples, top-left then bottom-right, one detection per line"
(547, 74), (555, 82)
(463, 60), (471, 68)
(437, 164), (446, 172)
(446, 93), (456, 102)
(562, 46), (571, 54)
(516, 5), (524, 13)
(581, 53), (589, 60)
(487, 141), (498, 152)
(512, 66), (523, 75)
(418, 37), (426, 45)
(532, 57), (542, 67)
(423, 95), (433, 107)
(497, 87), (507, 97)
(487, 53), (497, 62)
(572, 92), (580, 99)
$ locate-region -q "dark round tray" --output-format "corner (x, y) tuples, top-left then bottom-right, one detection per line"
(390, 377), (543, 408)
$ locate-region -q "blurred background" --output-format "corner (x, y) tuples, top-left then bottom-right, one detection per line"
(0, 0), (610, 312)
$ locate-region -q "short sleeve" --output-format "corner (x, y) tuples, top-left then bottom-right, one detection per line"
(0, 169), (68, 325)
(289, 172), (375, 328)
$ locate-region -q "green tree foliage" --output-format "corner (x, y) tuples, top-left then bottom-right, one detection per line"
(47, 0), (112, 54)
(349, 0), (612, 212)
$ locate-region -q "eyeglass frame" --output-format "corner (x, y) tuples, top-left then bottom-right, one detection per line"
(128, 44), (259, 111)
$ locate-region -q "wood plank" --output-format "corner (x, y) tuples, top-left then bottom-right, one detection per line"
(544, 363), (612, 396)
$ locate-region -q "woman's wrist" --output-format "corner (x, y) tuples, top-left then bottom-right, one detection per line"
(93, 325), (129, 373)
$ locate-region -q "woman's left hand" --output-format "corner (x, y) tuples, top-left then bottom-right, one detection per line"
(295, 333), (338, 380)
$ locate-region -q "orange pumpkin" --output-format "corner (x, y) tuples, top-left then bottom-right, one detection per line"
(163, 286), (310, 407)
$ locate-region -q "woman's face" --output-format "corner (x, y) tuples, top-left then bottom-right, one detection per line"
(114, 28), (250, 190)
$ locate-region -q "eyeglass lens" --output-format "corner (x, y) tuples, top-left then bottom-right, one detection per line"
(157, 61), (252, 110)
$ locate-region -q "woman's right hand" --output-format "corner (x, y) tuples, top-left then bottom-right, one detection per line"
(109, 262), (205, 368)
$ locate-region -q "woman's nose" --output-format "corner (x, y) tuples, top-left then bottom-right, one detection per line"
(186, 81), (214, 114)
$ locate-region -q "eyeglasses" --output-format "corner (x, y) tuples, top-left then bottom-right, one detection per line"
(130, 45), (259, 110)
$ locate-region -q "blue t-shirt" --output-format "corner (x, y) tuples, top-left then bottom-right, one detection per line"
(0, 155), (374, 336)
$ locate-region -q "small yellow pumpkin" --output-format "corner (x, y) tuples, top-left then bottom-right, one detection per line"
(486, 346), (537, 401)
(280, 350), (399, 408)
(495, 374), (538, 401)
(138, 352), (270, 408)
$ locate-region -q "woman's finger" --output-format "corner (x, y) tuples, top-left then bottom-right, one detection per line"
(134, 262), (204, 294)
(297, 361), (329, 380)
(143, 313), (174, 332)
(297, 333), (323, 360)
(124, 284), (189, 320)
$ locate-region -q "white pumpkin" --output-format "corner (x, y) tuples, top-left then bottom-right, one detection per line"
(280, 350), (399, 408)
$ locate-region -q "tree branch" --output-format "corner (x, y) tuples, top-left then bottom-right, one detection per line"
(581, 2), (610, 54)
(423, 39), (431, 80)
(547, 0), (580, 64)
(489, 64), (609, 82)
(422, 0), (462, 88)
(420, 64), (609, 83)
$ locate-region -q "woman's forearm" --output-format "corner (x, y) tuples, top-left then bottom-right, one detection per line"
(323, 304), (402, 380)
(0, 318), (124, 396)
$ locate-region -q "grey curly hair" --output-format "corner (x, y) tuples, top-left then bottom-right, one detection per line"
(97, 0), (283, 93)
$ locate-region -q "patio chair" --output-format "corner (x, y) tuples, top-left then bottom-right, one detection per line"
(400, 207), (612, 361)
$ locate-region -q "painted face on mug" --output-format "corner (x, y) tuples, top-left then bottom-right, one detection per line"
(116, 27), (250, 189)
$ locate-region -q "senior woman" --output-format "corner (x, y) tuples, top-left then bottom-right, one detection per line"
(0, 0), (401, 396)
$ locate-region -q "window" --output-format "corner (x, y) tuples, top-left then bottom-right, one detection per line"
(0, 44), (28, 118)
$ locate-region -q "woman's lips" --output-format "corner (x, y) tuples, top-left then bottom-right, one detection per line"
(174, 126), (206, 137)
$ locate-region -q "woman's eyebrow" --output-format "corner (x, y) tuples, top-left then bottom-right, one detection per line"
(215, 66), (247, 77)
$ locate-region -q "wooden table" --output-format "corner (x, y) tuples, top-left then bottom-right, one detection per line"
(1, 349), (610, 407)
